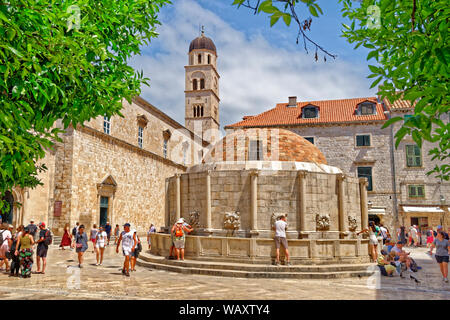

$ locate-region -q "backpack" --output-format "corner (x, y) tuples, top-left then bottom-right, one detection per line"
(409, 258), (419, 272)
(0, 230), (4, 246)
(175, 226), (184, 238)
(72, 227), (77, 236)
(44, 230), (53, 246)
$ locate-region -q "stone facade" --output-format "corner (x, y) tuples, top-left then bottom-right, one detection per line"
(225, 109), (450, 235)
(10, 97), (209, 235)
(167, 168), (364, 239)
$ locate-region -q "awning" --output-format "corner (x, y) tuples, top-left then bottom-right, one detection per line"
(402, 206), (444, 213)
(369, 208), (386, 215)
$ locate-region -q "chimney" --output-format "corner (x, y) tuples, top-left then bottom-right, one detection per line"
(288, 96), (297, 107)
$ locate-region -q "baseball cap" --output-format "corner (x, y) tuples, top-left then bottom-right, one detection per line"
(39, 222), (45, 227)
(437, 225), (443, 229)
(177, 218), (184, 224)
(123, 223), (131, 227)
(396, 241), (403, 245)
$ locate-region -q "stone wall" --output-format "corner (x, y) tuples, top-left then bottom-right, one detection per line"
(63, 127), (184, 234)
(85, 99), (206, 167)
(168, 169), (363, 237)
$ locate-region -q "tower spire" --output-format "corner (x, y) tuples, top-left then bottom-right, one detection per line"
(201, 25), (205, 36)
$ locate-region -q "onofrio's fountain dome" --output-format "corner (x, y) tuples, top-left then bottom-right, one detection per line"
(189, 128), (340, 174)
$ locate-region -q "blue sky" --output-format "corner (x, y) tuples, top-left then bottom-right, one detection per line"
(130, 0), (375, 129)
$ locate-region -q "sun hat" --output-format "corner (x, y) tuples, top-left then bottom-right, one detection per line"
(177, 218), (184, 224)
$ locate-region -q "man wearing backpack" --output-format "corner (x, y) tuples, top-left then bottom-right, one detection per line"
(35, 222), (52, 274)
(72, 222), (79, 238)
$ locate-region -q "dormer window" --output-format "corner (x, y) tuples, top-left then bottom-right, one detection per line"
(357, 102), (376, 115)
(302, 105), (319, 119)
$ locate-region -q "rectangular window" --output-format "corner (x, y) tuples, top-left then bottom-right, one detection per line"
(408, 185), (425, 198)
(248, 140), (262, 161)
(303, 107), (318, 119)
(406, 145), (422, 167)
(359, 103), (376, 115)
(138, 126), (143, 148)
(356, 135), (371, 147)
(103, 116), (111, 135)
(357, 167), (373, 191)
(163, 139), (168, 159)
(304, 137), (315, 145)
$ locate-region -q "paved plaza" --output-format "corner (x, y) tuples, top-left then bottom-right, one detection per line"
(0, 245), (448, 300)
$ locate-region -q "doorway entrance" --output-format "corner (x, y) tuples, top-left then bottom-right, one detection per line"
(1, 191), (14, 225)
(100, 196), (109, 227)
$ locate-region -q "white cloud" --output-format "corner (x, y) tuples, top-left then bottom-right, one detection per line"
(129, 0), (374, 130)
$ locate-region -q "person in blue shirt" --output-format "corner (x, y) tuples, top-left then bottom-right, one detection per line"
(104, 222), (112, 246)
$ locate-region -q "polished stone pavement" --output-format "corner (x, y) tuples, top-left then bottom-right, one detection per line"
(0, 245), (448, 300)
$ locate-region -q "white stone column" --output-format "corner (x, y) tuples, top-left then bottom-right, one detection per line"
(337, 174), (347, 233)
(298, 171), (307, 236)
(359, 177), (369, 230)
(165, 178), (170, 229)
(205, 170), (212, 231)
(250, 170), (259, 235)
(175, 173), (181, 222)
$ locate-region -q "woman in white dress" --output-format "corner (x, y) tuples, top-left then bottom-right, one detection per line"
(95, 226), (107, 266)
(358, 221), (379, 262)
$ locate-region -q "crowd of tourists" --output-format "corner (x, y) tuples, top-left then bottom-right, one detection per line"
(366, 222), (449, 283)
(0, 220), (52, 277)
(0, 220), (159, 278)
(0, 217), (448, 284)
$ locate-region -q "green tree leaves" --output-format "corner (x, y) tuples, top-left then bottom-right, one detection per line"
(0, 0), (170, 207)
(340, 0), (449, 180)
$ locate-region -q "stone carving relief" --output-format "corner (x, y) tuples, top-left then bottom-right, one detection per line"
(348, 216), (358, 232)
(271, 213), (288, 228)
(316, 213), (330, 231)
(188, 211), (201, 229)
(223, 211), (241, 230)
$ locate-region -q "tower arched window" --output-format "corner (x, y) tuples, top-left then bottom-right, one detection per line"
(197, 106), (200, 117)
(200, 78), (205, 89)
(193, 79), (197, 90)
(208, 55), (211, 64)
(201, 106), (204, 117)
(193, 106), (196, 117)
(198, 54), (202, 64)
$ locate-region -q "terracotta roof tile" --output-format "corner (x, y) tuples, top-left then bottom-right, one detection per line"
(226, 97), (388, 128)
(383, 98), (414, 110)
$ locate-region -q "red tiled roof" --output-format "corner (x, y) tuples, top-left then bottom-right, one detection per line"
(383, 98), (413, 110)
(226, 97), (388, 129)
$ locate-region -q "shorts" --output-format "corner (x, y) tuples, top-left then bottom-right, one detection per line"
(274, 236), (288, 249)
(123, 248), (132, 256)
(435, 255), (449, 263)
(91, 239), (97, 244)
(36, 246), (48, 258)
(96, 243), (106, 249)
(76, 245), (87, 253)
(173, 239), (185, 249)
(369, 235), (378, 245)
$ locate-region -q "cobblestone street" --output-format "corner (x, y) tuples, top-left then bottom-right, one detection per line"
(0, 245), (448, 300)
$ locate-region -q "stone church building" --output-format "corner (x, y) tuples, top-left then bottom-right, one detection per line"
(3, 32), (220, 235)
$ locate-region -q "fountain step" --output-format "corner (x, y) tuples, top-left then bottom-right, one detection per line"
(137, 252), (374, 279)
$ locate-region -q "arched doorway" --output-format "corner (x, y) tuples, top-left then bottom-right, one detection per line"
(1, 191), (14, 225)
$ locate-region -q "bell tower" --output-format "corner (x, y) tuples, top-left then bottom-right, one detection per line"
(185, 28), (220, 146)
